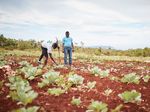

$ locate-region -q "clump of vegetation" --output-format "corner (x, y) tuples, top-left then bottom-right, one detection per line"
(104, 88), (113, 96)
(100, 70), (110, 78)
(111, 104), (123, 112)
(19, 61), (30, 67)
(118, 90), (141, 104)
(142, 75), (150, 83)
(90, 66), (101, 76)
(90, 66), (110, 78)
(68, 74), (84, 85)
(86, 81), (96, 90)
(0, 34), (39, 50)
(53, 64), (65, 69)
(55, 75), (66, 88)
(109, 76), (120, 82)
(121, 73), (141, 84)
(87, 100), (108, 112)
(0, 60), (7, 67)
(7, 75), (38, 105)
(48, 88), (65, 96)
(38, 71), (60, 88)
(71, 97), (82, 106)
(20, 65), (42, 80)
(12, 106), (39, 112)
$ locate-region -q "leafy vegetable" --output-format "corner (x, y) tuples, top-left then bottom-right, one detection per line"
(121, 73), (140, 84)
(38, 71), (60, 88)
(142, 75), (150, 82)
(118, 90), (141, 103)
(90, 66), (101, 76)
(86, 81), (96, 90)
(99, 70), (110, 78)
(53, 64), (65, 69)
(127, 63), (133, 67)
(48, 88), (65, 96)
(111, 104), (123, 112)
(68, 74), (84, 85)
(71, 97), (82, 106)
(90, 67), (110, 78)
(20, 66), (42, 80)
(109, 76), (120, 81)
(87, 100), (108, 112)
(19, 61), (30, 67)
(104, 88), (113, 96)
(55, 75), (66, 88)
(12, 106), (39, 112)
(0, 60), (7, 67)
(8, 76), (38, 105)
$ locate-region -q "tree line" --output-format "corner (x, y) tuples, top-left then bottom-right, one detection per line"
(0, 34), (150, 57)
(0, 34), (39, 50)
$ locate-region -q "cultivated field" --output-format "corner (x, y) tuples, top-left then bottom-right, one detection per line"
(0, 50), (150, 112)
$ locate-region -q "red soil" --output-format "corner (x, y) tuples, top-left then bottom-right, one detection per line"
(0, 56), (150, 112)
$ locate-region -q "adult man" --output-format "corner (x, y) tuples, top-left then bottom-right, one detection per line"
(38, 39), (59, 67)
(62, 31), (74, 66)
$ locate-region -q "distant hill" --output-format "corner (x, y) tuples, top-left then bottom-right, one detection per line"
(86, 45), (114, 49)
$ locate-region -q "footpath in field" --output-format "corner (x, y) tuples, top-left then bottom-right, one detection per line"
(0, 56), (150, 112)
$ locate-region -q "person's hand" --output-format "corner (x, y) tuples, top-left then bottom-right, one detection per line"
(55, 62), (58, 66)
(72, 49), (74, 52)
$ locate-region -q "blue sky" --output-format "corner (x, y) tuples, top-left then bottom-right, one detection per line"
(0, 0), (150, 50)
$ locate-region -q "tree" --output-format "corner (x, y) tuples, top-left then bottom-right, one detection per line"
(143, 47), (150, 57)
(0, 34), (7, 46)
(80, 41), (84, 48)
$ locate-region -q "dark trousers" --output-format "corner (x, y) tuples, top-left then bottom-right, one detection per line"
(39, 46), (48, 65)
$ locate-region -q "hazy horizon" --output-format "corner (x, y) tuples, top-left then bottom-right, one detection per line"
(0, 0), (150, 50)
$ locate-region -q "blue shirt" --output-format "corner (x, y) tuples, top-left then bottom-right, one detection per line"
(63, 37), (73, 47)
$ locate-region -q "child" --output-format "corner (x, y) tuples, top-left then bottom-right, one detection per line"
(38, 39), (59, 67)
(62, 31), (74, 67)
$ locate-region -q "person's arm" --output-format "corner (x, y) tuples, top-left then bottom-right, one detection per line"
(49, 53), (58, 65)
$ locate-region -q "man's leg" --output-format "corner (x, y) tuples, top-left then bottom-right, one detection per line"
(64, 47), (68, 65)
(68, 47), (72, 66)
(43, 48), (48, 67)
(38, 47), (44, 63)
(39, 54), (44, 62)
(44, 56), (48, 67)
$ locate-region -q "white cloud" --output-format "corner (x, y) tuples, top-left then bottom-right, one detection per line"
(0, 0), (150, 49)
